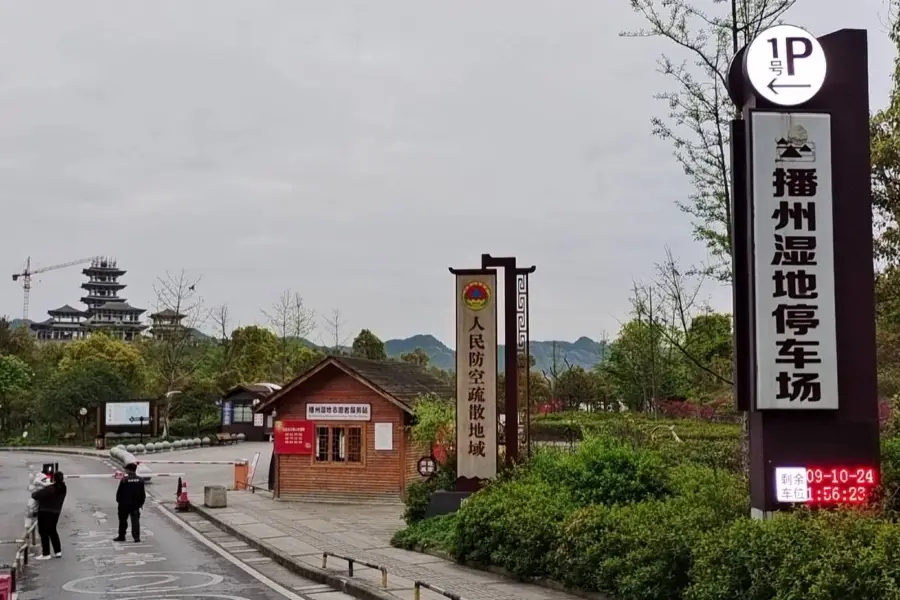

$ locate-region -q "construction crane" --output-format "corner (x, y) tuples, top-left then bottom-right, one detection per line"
(12, 256), (95, 321)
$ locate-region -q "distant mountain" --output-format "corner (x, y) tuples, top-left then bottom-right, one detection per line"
(382, 334), (606, 373)
(8, 315), (604, 373)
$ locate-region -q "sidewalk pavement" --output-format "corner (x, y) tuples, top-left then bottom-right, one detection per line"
(183, 490), (594, 600)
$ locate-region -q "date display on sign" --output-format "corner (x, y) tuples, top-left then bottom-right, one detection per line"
(775, 465), (878, 505)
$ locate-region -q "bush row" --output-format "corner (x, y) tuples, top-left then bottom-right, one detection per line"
(532, 412), (743, 471)
(396, 424), (900, 600)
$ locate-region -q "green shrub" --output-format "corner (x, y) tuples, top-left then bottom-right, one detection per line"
(402, 455), (457, 525)
(552, 466), (746, 600)
(391, 514), (458, 553)
(531, 412), (743, 471)
(686, 510), (900, 600)
(881, 434), (900, 513)
(526, 435), (670, 507)
(454, 478), (574, 578)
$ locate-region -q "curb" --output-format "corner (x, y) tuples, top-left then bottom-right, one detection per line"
(189, 503), (397, 600)
(409, 547), (612, 600)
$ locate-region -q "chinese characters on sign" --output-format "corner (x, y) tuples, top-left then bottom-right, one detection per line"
(273, 419), (313, 455)
(455, 272), (498, 480)
(752, 113), (839, 410)
(305, 403), (371, 421)
(774, 467), (810, 503)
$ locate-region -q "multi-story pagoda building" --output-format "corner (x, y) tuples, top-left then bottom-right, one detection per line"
(31, 257), (147, 342)
(148, 308), (186, 340)
(31, 304), (89, 342)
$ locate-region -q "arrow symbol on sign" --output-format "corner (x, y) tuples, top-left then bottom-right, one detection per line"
(767, 78), (812, 94)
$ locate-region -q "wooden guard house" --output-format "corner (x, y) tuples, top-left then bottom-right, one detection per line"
(219, 384), (281, 442)
(255, 356), (452, 501)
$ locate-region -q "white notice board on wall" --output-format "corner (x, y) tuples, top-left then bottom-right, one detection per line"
(106, 401), (150, 426)
(374, 423), (393, 450)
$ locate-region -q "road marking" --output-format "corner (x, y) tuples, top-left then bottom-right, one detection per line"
(154, 502), (307, 600)
(63, 571), (223, 594)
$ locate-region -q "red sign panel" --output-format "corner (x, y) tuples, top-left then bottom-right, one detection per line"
(274, 419), (314, 455)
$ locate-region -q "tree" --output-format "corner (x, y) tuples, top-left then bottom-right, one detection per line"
(202, 304), (240, 393)
(400, 348), (430, 367)
(321, 308), (350, 354)
(44, 358), (129, 440)
(262, 289), (316, 382)
(351, 329), (387, 360)
(602, 318), (682, 411)
(623, 0), (797, 281)
(555, 366), (611, 411)
(683, 313), (733, 401)
(497, 370), (551, 413)
(146, 270), (207, 436)
(230, 326), (280, 383)
(876, 268), (900, 396)
(0, 354), (31, 433)
(409, 393), (455, 447)
(171, 379), (219, 437)
(0, 317), (35, 362)
(872, 5), (900, 268)
(58, 333), (147, 393)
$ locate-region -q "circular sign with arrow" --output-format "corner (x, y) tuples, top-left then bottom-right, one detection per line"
(744, 24), (826, 107)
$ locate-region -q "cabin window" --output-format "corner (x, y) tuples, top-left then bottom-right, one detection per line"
(232, 403), (254, 424)
(315, 426), (363, 464)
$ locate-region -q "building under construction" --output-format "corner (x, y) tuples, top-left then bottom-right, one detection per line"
(30, 258), (148, 342)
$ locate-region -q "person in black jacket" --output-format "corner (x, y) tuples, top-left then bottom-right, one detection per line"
(114, 463), (146, 542)
(31, 471), (67, 560)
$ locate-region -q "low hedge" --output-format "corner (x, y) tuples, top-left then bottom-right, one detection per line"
(531, 412), (743, 472)
(394, 415), (900, 599)
(524, 436), (671, 506)
(403, 454), (457, 525)
(686, 510), (900, 600)
(391, 513), (458, 554)
(553, 466), (747, 599)
(454, 478), (575, 577)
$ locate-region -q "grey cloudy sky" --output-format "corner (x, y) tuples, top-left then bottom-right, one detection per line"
(0, 1), (893, 346)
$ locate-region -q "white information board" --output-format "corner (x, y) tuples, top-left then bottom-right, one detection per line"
(751, 112), (839, 410)
(105, 401), (150, 426)
(374, 423), (393, 451)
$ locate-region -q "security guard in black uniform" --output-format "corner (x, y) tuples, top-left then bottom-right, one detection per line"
(114, 463), (146, 542)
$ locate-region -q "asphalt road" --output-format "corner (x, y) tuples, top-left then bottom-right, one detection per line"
(0, 452), (31, 569)
(0, 452), (353, 600)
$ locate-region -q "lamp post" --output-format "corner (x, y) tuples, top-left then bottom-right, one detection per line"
(78, 407), (87, 441)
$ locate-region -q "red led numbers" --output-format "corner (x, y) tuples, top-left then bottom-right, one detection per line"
(805, 466), (878, 505)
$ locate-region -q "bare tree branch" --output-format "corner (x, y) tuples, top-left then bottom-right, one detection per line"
(263, 289), (316, 381)
(622, 0), (797, 282)
(150, 270), (208, 437)
(320, 308), (350, 355)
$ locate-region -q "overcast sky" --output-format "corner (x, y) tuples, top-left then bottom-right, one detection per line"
(0, 1), (893, 346)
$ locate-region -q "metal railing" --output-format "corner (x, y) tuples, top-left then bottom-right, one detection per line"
(321, 551), (388, 588)
(0, 519), (37, 593)
(414, 580), (465, 600)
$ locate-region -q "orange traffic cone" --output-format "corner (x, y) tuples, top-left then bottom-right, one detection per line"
(175, 477), (191, 512)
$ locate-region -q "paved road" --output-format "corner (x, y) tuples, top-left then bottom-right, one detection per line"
(0, 453), (33, 569)
(0, 452), (352, 600)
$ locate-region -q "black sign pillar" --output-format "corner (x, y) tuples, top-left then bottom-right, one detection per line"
(480, 254), (535, 468)
(729, 28), (880, 515)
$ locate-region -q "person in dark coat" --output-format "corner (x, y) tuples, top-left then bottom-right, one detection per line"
(114, 463), (146, 542)
(31, 471), (67, 559)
